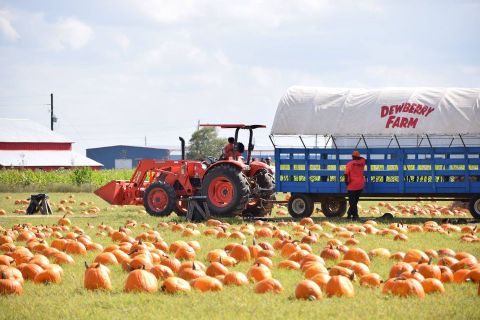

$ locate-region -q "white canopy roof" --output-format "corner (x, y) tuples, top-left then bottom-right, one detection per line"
(271, 87), (480, 136)
(0, 150), (102, 168)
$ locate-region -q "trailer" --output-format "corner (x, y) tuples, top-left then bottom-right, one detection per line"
(270, 87), (480, 219)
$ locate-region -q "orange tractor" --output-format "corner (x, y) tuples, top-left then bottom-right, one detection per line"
(94, 124), (275, 217)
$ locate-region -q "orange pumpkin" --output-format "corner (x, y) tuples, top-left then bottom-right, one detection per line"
(84, 262), (111, 291)
(150, 265), (174, 280)
(421, 278), (445, 294)
(206, 262), (228, 277)
(161, 276), (191, 294)
(124, 269), (158, 293)
(382, 277), (425, 298)
(360, 273), (382, 288)
(325, 275), (354, 298)
(17, 263), (43, 280)
(34, 268), (62, 284)
(254, 278), (284, 294)
(247, 263), (272, 282)
(229, 244), (251, 262)
(295, 279), (322, 300)
(94, 252), (119, 265)
(191, 276), (223, 292)
(0, 272), (22, 295)
(223, 271), (249, 286)
(344, 248), (370, 266)
(310, 273), (331, 291)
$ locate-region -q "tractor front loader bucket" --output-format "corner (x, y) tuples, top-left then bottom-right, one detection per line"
(94, 180), (128, 205)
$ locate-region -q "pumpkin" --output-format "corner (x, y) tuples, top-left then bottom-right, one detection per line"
(467, 268), (480, 283)
(325, 275), (355, 298)
(403, 249), (429, 264)
(417, 259), (441, 280)
(84, 262), (112, 291)
(304, 263), (329, 278)
(360, 273), (382, 288)
(160, 256), (181, 273)
(161, 277), (191, 294)
(310, 273), (331, 291)
(207, 249), (227, 262)
(389, 262), (414, 279)
(0, 272), (22, 295)
(295, 279), (322, 300)
(278, 260), (300, 270)
(51, 252), (75, 265)
(382, 277), (425, 298)
(453, 269), (470, 283)
(421, 278), (445, 294)
(439, 266), (454, 283)
(65, 241), (87, 255)
(223, 271), (249, 286)
(0, 255), (14, 266)
(344, 248), (370, 266)
(94, 252), (119, 265)
(191, 276), (223, 292)
(124, 269), (158, 293)
(0, 266), (24, 284)
(175, 246), (196, 260)
(178, 262), (206, 281)
(229, 244), (251, 262)
(255, 257), (273, 269)
(34, 268), (62, 284)
(206, 262), (228, 277)
(320, 245), (340, 261)
(247, 263), (272, 282)
(17, 263), (43, 280)
(254, 278), (284, 294)
(150, 265), (174, 280)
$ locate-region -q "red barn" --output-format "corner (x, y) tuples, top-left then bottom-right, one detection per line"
(0, 118), (102, 170)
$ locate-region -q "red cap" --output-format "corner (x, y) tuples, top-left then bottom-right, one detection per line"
(352, 150), (361, 157)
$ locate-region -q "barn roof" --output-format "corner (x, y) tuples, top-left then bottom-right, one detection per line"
(0, 150), (102, 168)
(0, 118), (72, 143)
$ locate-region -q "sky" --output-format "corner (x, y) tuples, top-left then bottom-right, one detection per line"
(0, 0), (479, 153)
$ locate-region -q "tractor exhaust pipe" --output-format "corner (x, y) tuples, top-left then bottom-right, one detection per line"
(179, 137), (185, 160)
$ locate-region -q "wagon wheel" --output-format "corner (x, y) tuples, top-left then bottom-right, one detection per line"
(469, 195), (480, 219)
(287, 193), (314, 218)
(143, 182), (176, 217)
(201, 164), (250, 217)
(321, 198), (347, 218)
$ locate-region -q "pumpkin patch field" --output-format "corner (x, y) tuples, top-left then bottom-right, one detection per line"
(0, 193), (479, 320)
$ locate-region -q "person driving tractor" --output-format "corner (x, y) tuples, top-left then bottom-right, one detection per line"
(344, 150), (366, 220)
(222, 137), (244, 160)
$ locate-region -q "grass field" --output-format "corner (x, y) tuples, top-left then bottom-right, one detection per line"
(0, 193), (479, 320)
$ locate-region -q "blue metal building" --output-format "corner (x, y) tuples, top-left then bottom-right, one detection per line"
(86, 145), (170, 169)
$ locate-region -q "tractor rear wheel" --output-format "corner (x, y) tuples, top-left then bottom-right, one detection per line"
(143, 182), (176, 217)
(321, 198), (347, 218)
(202, 164), (250, 217)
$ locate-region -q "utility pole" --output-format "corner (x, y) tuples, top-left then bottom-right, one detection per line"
(144, 136), (147, 146)
(50, 93), (54, 131)
(197, 120), (200, 131)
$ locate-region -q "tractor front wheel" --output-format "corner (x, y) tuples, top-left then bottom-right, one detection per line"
(143, 182), (176, 217)
(202, 164), (250, 217)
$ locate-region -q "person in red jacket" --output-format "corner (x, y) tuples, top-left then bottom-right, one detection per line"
(344, 150), (366, 220)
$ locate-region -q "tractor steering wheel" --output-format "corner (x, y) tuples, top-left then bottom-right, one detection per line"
(207, 156), (217, 164)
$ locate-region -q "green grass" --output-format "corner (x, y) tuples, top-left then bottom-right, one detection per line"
(0, 193), (479, 320)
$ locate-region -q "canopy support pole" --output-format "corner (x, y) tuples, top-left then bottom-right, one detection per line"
(269, 135), (276, 148)
(394, 135), (401, 148)
(459, 134), (466, 148)
(299, 136), (306, 149)
(426, 134), (432, 147)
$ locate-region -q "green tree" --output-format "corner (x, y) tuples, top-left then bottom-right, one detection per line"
(187, 127), (225, 160)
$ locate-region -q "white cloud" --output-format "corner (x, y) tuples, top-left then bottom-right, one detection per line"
(0, 9), (20, 41)
(49, 17), (93, 50)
